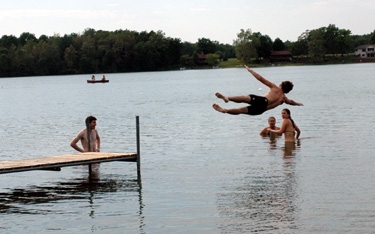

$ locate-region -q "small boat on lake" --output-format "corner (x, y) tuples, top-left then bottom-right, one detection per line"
(88, 75), (108, 83)
(87, 79), (109, 83)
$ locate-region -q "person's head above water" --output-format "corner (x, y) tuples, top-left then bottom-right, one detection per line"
(268, 116), (276, 127)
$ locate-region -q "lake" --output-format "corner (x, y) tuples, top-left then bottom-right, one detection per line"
(0, 63), (375, 233)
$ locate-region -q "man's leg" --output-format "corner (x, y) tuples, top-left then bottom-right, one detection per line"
(213, 104), (248, 115)
(227, 95), (251, 103)
(215, 92), (229, 102)
(216, 92), (251, 103)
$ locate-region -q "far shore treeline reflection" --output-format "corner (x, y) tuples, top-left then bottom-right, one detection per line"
(0, 24), (374, 78)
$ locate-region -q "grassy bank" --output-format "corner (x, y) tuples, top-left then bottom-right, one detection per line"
(218, 55), (364, 68)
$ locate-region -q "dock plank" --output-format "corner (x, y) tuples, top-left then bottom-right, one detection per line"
(0, 152), (137, 174)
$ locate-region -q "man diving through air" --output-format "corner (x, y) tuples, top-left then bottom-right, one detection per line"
(213, 65), (303, 115)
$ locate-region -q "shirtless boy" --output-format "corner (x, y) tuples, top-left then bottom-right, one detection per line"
(213, 65), (303, 115)
(70, 116), (101, 153)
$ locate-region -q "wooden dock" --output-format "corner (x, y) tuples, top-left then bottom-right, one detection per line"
(0, 116), (141, 180)
(0, 152), (137, 174)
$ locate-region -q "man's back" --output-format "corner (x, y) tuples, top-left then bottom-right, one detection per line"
(264, 86), (286, 110)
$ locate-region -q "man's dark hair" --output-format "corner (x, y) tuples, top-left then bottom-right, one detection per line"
(85, 116), (97, 125)
(281, 81), (294, 94)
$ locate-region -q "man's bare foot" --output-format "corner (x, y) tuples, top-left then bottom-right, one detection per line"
(212, 103), (227, 113)
(215, 92), (229, 103)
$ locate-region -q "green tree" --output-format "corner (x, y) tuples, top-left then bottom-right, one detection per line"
(59, 34), (76, 59)
(38, 34), (49, 42)
(292, 30), (309, 56)
(13, 44), (35, 76)
(166, 37), (182, 68)
(253, 32), (272, 59)
(0, 46), (11, 76)
(214, 50), (224, 61)
(149, 31), (168, 68)
(197, 38), (217, 54)
(284, 40), (293, 52)
(101, 49), (116, 72)
(181, 42), (196, 56)
(323, 24), (339, 56)
(352, 34), (369, 48)
(0, 35), (19, 48)
(4, 45), (17, 76)
(369, 30), (375, 44)
(19, 32), (37, 46)
(206, 53), (220, 66)
(216, 43), (235, 60)
(119, 30), (137, 72)
(336, 29), (353, 56)
(80, 38), (99, 73)
(308, 29), (326, 62)
(233, 29), (259, 63)
(37, 37), (63, 75)
(63, 45), (79, 73)
(272, 38), (285, 51)
(180, 54), (189, 67)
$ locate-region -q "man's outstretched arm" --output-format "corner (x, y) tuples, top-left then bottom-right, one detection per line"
(244, 65), (275, 88)
(285, 98), (303, 106)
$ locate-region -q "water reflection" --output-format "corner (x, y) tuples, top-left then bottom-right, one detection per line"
(0, 167), (144, 230)
(217, 139), (300, 233)
(282, 140), (300, 158)
(263, 135), (278, 151)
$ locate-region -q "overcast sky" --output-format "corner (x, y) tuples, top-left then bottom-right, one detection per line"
(1, 0), (374, 44)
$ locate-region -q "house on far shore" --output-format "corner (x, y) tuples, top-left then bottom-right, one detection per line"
(269, 50), (293, 62)
(354, 45), (375, 58)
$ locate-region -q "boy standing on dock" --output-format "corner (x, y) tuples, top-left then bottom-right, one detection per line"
(70, 116), (101, 153)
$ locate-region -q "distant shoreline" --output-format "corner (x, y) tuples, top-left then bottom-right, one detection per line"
(1, 56), (374, 79)
(217, 56), (375, 69)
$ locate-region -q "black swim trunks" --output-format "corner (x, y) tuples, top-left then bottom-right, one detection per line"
(246, 94), (268, 115)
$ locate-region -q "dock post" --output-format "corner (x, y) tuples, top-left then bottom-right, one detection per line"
(136, 116), (141, 180)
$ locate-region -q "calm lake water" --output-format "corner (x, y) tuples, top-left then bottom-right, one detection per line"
(0, 63), (375, 233)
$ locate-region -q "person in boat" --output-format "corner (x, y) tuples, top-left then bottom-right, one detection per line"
(213, 65), (303, 115)
(70, 116), (101, 152)
(259, 116), (282, 137)
(267, 108), (300, 142)
(101, 75), (106, 81)
(92, 75), (95, 80)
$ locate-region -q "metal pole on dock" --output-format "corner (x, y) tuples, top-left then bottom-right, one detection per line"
(136, 116), (141, 179)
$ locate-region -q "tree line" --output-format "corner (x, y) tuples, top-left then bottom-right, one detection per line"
(235, 24), (375, 63)
(0, 28), (235, 78)
(0, 24), (374, 77)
